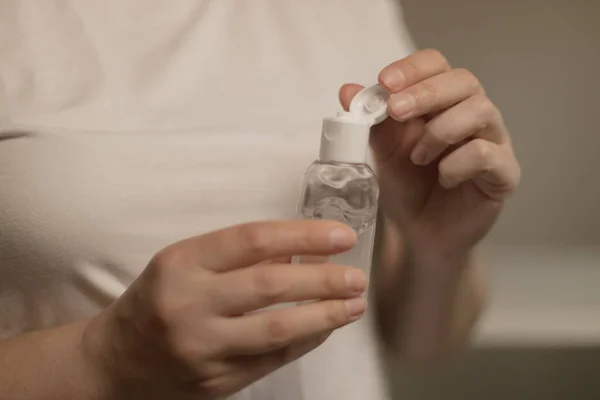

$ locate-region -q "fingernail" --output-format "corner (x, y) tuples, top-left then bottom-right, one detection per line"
(329, 228), (357, 250)
(439, 175), (456, 189)
(380, 68), (405, 90)
(345, 269), (368, 293)
(390, 93), (416, 119)
(411, 144), (429, 165)
(345, 297), (367, 317)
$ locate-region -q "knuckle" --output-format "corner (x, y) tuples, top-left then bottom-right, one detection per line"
(454, 68), (481, 90)
(150, 246), (181, 271)
(513, 157), (522, 185)
(253, 268), (285, 303)
(239, 223), (272, 256)
(424, 120), (450, 145)
(437, 160), (453, 184)
(169, 322), (221, 362)
(402, 58), (419, 79)
(325, 301), (349, 327)
(145, 256), (185, 322)
(170, 337), (201, 362)
(423, 48), (449, 68)
(472, 94), (500, 123)
(148, 294), (185, 336)
(321, 266), (346, 294)
(504, 150), (522, 192)
(511, 164), (522, 191)
(472, 139), (494, 170)
(265, 315), (292, 348)
(417, 80), (441, 103)
(148, 294), (173, 328)
(205, 281), (236, 313)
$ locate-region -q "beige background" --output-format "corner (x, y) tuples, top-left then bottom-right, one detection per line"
(390, 1), (600, 398)
(400, 0), (600, 246)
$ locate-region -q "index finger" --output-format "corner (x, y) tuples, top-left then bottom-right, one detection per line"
(177, 220), (357, 272)
(378, 49), (451, 93)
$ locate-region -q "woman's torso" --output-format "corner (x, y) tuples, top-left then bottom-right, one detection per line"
(0, 1), (414, 398)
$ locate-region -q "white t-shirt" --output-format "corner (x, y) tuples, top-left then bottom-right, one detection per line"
(0, 1), (415, 398)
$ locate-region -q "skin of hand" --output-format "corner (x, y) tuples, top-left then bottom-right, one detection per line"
(339, 49), (521, 359)
(82, 220), (368, 400)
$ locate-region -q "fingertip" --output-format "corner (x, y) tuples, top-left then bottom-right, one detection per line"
(410, 144), (429, 166)
(378, 66), (405, 92)
(344, 268), (369, 293)
(339, 83), (364, 111)
(438, 173), (458, 189)
(329, 225), (357, 250)
(345, 297), (367, 318)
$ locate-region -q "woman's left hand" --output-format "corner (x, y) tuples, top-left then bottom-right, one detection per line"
(340, 49), (521, 258)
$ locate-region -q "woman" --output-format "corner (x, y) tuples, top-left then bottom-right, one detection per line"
(0, 0), (520, 399)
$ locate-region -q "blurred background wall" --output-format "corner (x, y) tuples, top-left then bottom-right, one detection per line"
(389, 1), (600, 398)
(400, 0), (600, 246)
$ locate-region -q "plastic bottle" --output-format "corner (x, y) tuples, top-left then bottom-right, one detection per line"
(296, 84), (389, 272)
(293, 84), (391, 400)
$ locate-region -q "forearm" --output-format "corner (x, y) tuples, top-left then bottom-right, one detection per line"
(372, 215), (487, 363)
(0, 318), (104, 400)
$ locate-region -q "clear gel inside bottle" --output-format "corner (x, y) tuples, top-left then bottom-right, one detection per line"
(298, 160), (378, 270)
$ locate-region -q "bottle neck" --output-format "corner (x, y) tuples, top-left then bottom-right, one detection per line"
(319, 118), (370, 164)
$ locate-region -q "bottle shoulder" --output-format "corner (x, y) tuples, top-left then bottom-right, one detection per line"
(304, 160), (378, 181)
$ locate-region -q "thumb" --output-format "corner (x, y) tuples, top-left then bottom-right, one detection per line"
(338, 83), (364, 111)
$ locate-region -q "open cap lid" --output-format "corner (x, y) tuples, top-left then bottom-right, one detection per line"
(319, 84), (390, 163)
(347, 84), (390, 125)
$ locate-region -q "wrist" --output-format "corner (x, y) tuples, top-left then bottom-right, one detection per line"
(375, 218), (485, 360)
(81, 297), (171, 400)
(79, 314), (117, 400)
(80, 303), (145, 400)
(410, 241), (474, 273)
(383, 214), (475, 274)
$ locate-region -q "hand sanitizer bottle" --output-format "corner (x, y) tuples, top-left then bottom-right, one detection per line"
(293, 85), (392, 400)
(297, 84), (390, 272)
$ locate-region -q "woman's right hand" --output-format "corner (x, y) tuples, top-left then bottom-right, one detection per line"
(83, 220), (367, 400)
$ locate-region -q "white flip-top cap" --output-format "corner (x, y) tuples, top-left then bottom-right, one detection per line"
(319, 84), (390, 163)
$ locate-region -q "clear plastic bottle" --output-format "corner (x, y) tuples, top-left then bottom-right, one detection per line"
(296, 84), (389, 272)
(293, 85), (391, 400)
